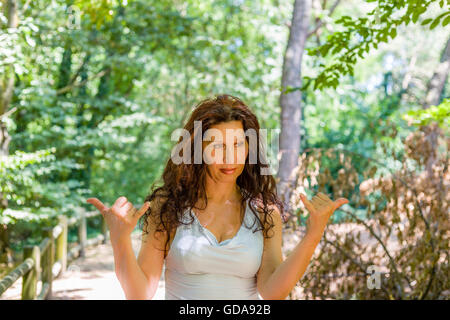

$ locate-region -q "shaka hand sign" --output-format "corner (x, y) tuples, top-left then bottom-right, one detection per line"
(86, 196), (150, 244)
(299, 192), (349, 235)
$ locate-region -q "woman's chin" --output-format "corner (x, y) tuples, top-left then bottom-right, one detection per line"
(217, 171), (244, 182)
(218, 176), (236, 182)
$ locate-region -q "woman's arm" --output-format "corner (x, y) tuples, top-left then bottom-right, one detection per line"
(87, 197), (164, 300)
(258, 224), (322, 300)
(258, 192), (348, 299)
(111, 235), (155, 300)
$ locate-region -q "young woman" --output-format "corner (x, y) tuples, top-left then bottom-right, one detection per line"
(87, 94), (348, 300)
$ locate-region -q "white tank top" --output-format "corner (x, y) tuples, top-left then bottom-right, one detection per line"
(164, 198), (264, 299)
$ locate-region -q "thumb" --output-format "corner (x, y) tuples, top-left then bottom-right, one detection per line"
(333, 198), (349, 210)
(134, 201), (151, 219)
(86, 197), (108, 213)
(300, 194), (315, 213)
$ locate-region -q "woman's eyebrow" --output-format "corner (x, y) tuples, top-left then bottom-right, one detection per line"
(210, 135), (245, 143)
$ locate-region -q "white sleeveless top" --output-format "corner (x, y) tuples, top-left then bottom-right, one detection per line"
(164, 198), (264, 300)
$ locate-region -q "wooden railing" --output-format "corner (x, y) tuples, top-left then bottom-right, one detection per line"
(0, 208), (108, 300)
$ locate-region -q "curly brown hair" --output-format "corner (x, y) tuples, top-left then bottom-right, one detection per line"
(139, 94), (285, 258)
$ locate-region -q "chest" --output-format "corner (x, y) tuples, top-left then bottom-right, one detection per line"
(166, 203), (245, 255)
(194, 204), (245, 243)
(165, 212), (264, 278)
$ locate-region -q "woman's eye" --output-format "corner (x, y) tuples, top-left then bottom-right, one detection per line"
(214, 143), (223, 149)
(236, 141), (245, 147)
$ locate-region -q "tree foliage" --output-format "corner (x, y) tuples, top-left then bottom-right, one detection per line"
(300, 0), (450, 90)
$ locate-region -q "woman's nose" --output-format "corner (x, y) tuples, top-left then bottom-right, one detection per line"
(223, 145), (235, 164)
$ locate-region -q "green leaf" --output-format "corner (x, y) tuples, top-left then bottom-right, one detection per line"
(404, 16), (411, 25)
(412, 11), (420, 23)
(430, 18), (441, 29)
(429, 11), (450, 29)
(443, 15), (450, 26)
(319, 44), (331, 56)
(421, 18), (432, 25)
(336, 15), (352, 24)
(390, 28), (397, 39)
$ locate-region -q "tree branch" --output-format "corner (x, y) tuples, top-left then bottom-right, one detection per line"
(56, 69), (110, 95)
(0, 107), (17, 121)
(307, 0), (341, 39)
(341, 208), (413, 294)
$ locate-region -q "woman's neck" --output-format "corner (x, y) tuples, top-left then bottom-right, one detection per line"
(203, 176), (241, 205)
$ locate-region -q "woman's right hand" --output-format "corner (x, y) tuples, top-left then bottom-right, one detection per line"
(86, 196), (150, 244)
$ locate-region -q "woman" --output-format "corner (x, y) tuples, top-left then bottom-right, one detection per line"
(87, 94), (349, 300)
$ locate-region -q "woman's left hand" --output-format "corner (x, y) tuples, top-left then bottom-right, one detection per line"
(300, 192), (349, 236)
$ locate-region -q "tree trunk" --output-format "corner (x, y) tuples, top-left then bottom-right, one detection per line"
(0, 0), (19, 266)
(422, 36), (450, 181)
(277, 0), (311, 218)
(0, 0), (18, 157)
(423, 36), (450, 109)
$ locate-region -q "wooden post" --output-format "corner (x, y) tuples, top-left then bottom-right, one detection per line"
(56, 215), (68, 275)
(78, 210), (87, 257)
(101, 215), (108, 244)
(22, 245), (40, 300)
(42, 228), (54, 299)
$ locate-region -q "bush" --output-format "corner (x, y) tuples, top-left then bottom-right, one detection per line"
(287, 121), (449, 299)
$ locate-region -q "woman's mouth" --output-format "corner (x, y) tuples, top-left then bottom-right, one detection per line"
(220, 168), (236, 175)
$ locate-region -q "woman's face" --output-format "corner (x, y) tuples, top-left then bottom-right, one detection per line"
(202, 120), (248, 182)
